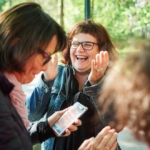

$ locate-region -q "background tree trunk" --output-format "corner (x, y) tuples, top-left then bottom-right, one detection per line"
(59, 0), (64, 28)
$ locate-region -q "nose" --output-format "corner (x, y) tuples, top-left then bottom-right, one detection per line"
(76, 44), (84, 52)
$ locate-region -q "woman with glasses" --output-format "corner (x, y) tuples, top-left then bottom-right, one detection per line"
(0, 2), (82, 150)
(26, 20), (121, 150)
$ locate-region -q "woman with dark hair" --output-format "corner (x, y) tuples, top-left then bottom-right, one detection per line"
(0, 2), (81, 150)
(0, 1), (68, 129)
(26, 20), (121, 150)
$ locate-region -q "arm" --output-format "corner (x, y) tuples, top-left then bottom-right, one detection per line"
(26, 55), (59, 122)
(29, 108), (82, 145)
(83, 51), (121, 129)
(83, 75), (123, 132)
(26, 75), (54, 122)
(83, 76), (105, 98)
(83, 51), (108, 97)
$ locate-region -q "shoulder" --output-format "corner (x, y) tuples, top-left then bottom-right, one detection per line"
(58, 64), (67, 71)
(53, 65), (67, 86)
(0, 86), (32, 149)
(0, 72), (14, 95)
(57, 65), (67, 77)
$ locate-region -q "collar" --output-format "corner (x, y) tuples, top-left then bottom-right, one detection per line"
(0, 72), (14, 95)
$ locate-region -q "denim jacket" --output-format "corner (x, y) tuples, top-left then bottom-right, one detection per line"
(26, 65), (105, 150)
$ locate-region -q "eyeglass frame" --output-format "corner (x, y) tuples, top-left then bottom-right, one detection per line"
(70, 41), (99, 50)
(37, 47), (52, 66)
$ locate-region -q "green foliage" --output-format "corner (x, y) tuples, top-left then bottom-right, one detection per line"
(1, 0), (149, 55)
(64, 1), (85, 30)
(0, 0), (7, 12)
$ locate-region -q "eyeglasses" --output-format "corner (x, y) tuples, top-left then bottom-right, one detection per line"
(37, 48), (52, 66)
(70, 41), (99, 50)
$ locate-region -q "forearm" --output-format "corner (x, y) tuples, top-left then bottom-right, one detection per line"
(83, 75), (105, 98)
(29, 120), (55, 145)
(26, 74), (54, 121)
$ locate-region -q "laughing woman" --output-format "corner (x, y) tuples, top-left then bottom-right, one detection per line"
(26, 20), (121, 150)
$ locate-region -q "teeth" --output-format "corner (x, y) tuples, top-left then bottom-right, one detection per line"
(76, 56), (87, 59)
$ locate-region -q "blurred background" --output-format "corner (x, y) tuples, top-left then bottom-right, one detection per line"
(2, 0), (150, 149)
(1, 0), (150, 58)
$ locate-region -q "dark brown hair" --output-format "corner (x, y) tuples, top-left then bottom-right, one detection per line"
(62, 19), (118, 64)
(0, 2), (67, 73)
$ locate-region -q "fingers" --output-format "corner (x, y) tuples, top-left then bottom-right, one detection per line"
(74, 119), (82, 126)
(110, 142), (117, 150)
(44, 54), (58, 80)
(62, 129), (71, 136)
(96, 51), (109, 69)
(97, 129), (116, 148)
(67, 124), (78, 132)
(106, 131), (118, 148)
(88, 51), (109, 85)
(65, 119), (82, 132)
(49, 107), (82, 137)
(78, 137), (94, 150)
(47, 107), (71, 127)
(78, 127), (117, 150)
(92, 126), (111, 146)
(90, 59), (96, 73)
(60, 119), (81, 137)
(89, 127), (118, 150)
(52, 54), (58, 67)
(98, 129), (117, 150)
(91, 51), (109, 72)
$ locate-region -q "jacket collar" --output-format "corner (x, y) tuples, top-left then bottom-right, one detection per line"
(0, 72), (14, 95)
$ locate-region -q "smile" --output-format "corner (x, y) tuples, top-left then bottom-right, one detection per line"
(76, 55), (88, 60)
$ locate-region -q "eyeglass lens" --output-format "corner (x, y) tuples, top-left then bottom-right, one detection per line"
(38, 48), (51, 65)
(71, 41), (97, 50)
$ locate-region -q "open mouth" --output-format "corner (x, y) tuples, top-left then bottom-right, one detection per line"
(76, 55), (88, 60)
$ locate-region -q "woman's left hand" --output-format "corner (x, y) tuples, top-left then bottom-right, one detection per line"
(88, 51), (109, 85)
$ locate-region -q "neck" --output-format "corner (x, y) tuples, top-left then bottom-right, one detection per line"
(75, 71), (88, 90)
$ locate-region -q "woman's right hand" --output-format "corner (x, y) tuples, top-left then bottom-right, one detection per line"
(78, 126), (118, 150)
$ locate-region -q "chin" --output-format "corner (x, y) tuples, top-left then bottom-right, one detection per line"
(24, 76), (35, 84)
(75, 68), (89, 74)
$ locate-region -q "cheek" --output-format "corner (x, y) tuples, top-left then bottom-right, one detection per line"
(30, 61), (42, 72)
(24, 57), (41, 74)
(24, 63), (35, 74)
(70, 49), (75, 60)
(90, 50), (99, 59)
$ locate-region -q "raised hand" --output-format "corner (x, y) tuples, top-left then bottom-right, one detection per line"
(78, 126), (117, 150)
(44, 54), (58, 81)
(88, 51), (109, 85)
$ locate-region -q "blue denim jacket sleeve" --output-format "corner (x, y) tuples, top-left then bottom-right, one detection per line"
(26, 74), (54, 122)
(83, 76), (104, 98)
